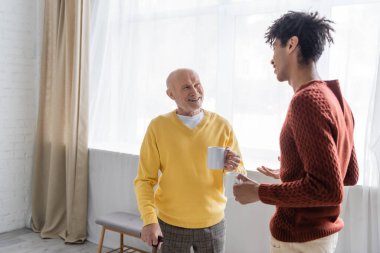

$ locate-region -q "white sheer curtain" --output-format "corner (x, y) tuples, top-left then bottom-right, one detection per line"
(90, 0), (380, 251)
(90, 0), (295, 167)
(329, 4), (380, 252)
(365, 55), (380, 252)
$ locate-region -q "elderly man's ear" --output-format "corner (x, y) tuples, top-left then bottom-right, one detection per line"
(166, 89), (175, 100)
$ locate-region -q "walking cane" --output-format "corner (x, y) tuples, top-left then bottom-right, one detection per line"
(152, 236), (163, 253)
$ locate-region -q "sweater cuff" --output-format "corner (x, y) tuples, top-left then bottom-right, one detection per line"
(142, 212), (158, 226)
(258, 184), (276, 205)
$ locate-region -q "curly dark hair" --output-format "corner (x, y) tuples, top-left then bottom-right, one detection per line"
(265, 11), (335, 65)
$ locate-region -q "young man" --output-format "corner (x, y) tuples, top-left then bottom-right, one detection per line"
(134, 68), (245, 253)
(233, 11), (359, 253)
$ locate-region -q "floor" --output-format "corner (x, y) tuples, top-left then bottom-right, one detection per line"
(0, 228), (111, 253)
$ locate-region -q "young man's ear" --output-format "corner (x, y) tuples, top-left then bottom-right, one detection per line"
(287, 36), (299, 52)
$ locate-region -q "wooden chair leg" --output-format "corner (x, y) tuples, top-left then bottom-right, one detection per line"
(119, 233), (124, 253)
(97, 226), (106, 253)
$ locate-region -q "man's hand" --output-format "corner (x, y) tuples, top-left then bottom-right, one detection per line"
(141, 223), (163, 247)
(224, 147), (241, 171)
(257, 166), (280, 179)
(233, 174), (260, 204)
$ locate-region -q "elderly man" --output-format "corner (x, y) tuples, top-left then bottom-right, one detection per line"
(134, 68), (245, 253)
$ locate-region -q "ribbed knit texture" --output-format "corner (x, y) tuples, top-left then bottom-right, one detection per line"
(259, 80), (359, 242)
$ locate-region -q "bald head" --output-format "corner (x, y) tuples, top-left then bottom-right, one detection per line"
(165, 68), (204, 116)
(166, 68), (199, 89)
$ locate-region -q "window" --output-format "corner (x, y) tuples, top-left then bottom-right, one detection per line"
(329, 3), (380, 184)
(90, 0), (380, 182)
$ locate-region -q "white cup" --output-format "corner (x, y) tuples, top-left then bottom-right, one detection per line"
(224, 172), (241, 198)
(207, 146), (225, 169)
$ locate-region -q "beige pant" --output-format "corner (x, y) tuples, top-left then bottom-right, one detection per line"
(270, 233), (338, 253)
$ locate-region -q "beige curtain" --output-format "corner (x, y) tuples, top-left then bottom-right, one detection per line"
(31, 0), (89, 243)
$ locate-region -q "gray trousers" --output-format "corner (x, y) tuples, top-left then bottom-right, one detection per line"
(158, 218), (226, 253)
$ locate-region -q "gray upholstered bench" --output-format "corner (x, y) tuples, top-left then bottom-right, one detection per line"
(95, 211), (149, 253)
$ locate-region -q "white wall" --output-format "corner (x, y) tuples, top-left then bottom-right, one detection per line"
(87, 149), (279, 253)
(88, 149), (365, 253)
(0, 0), (43, 233)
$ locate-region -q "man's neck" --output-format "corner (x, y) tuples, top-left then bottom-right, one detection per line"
(288, 62), (320, 93)
(176, 108), (202, 117)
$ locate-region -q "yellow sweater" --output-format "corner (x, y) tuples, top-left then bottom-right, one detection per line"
(134, 110), (245, 228)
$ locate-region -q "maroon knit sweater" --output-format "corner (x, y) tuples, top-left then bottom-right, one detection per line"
(258, 80), (359, 243)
